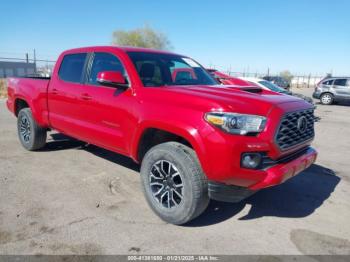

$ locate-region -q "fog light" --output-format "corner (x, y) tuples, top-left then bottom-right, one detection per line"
(241, 153), (262, 169)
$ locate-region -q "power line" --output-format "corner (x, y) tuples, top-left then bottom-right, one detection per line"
(0, 57), (56, 63)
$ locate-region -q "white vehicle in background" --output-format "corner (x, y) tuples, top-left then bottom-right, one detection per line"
(239, 77), (314, 105)
(239, 77), (291, 93)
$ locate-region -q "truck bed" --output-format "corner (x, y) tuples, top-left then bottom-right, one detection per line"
(6, 77), (51, 127)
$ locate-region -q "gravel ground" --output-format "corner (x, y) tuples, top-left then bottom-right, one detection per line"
(0, 88), (350, 255)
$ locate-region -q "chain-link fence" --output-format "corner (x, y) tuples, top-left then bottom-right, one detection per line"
(0, 53), (326, 89)
(0, 55), (56, 78)
(290, 75), (324, 89)
(223, 70), (324, 89)
(0, 54), (56, 97)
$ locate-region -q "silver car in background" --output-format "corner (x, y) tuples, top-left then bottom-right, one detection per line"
(313, 77), (350, 105)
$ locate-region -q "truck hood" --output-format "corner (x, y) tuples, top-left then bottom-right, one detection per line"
(162, 85), (309, 116)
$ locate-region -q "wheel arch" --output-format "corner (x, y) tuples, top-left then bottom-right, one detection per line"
(13, 96), (48, 127)
(14, 97), (30, 116)
(131, 123), (209, 175)
(320, 91), (334, 97)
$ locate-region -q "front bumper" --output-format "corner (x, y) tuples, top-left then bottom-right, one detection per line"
(249, 147), (317, 190)
(207, 147), (317, 202)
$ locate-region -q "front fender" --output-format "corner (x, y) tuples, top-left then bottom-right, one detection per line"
(130, 120), (211, 176)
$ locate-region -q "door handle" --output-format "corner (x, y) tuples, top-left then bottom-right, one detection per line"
(81, 93), (92, 100)
(52, 88), (59, 95)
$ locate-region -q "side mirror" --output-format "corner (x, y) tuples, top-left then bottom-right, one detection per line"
(97, 71), (128, 88)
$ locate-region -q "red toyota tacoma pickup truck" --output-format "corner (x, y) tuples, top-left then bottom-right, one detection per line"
(6, 46), (317, 225)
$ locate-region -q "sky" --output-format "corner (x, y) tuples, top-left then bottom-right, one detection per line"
(0, 0), (349, 76)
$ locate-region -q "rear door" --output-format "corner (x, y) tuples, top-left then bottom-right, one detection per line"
(48, 52), (91, 139)
(333, 78), (349, 99)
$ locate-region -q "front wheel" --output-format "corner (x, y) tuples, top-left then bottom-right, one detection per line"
(17, 108), (47, 151)
(320, 93), (334, 105)
(140, 142), (209, 225)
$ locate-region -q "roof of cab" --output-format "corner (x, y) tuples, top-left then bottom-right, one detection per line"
(62, 46), (180, 56)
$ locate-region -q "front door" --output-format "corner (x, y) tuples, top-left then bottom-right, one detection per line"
(81, 52), (136, 154)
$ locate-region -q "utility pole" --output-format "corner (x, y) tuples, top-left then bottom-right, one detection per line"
(33, 49), (37, 73)
(25, 53), (29, 63)
(267, 67), (270, 77)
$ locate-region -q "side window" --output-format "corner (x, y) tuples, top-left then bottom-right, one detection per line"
(334, 79), (347, 86)
(59, 53), (87, 83)
(322, 79), (334, 86)
(88, 52), (126, 85)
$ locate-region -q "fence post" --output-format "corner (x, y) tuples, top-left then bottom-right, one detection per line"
(33, 49), (37, 73)
(296, 76), (298, 88)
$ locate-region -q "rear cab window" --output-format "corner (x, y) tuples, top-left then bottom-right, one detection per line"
(58, 53), (87, 83)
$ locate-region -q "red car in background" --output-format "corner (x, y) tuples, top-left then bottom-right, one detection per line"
(206, 68), (255, 86)
(171, 68), (197, 82)
(172, 68), (255, 87)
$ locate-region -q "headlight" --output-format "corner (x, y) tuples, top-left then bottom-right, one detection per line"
(205, 112), (266, 135)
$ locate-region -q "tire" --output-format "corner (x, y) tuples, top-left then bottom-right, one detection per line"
(140, 142), (209, 225)
(17, 108), (47, 151)
(320, 93), (334, 105)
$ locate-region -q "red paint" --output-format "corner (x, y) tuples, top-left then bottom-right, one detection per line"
(6, 46), (317, 189)
(97, 71), (126, 85)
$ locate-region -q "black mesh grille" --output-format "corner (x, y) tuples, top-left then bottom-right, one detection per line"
(276, 109), (315, 150)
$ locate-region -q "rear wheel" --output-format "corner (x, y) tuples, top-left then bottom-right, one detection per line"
(17, 108), (47, 151)
(320, 93), (334, 105)
(140, 142), (209, 225)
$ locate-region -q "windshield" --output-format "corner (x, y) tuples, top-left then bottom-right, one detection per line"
(258, 80), (287, 93)
(127, 52), (217, 87)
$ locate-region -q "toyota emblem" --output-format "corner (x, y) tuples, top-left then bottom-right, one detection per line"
(297, 116), (307, 133)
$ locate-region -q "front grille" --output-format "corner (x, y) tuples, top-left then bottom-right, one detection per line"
(276, 109), (315, 150)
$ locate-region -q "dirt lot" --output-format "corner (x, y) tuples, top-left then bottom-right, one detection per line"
(0, 88), (350, 255)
